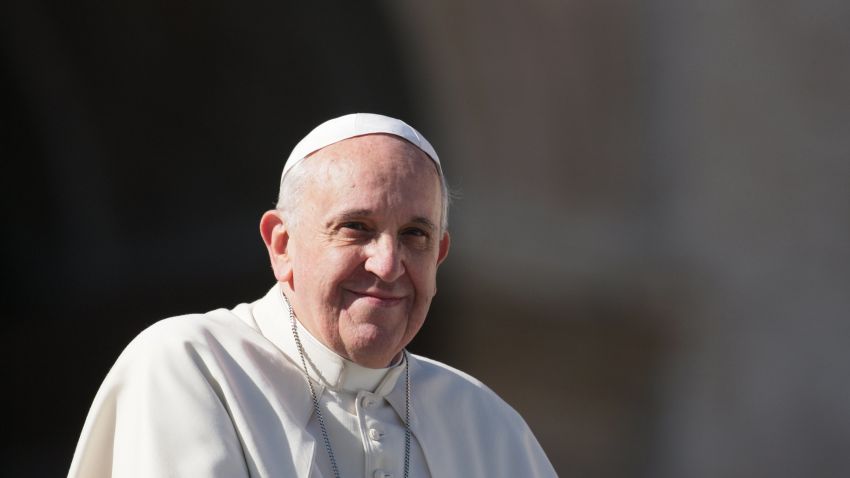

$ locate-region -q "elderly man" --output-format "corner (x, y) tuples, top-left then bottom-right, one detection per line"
(69, 113), (556, 477)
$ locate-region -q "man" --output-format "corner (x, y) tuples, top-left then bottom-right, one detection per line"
(68, 113), (557, 477)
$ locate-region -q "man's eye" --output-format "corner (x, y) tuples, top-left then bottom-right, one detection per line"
(341, 222), (368, 231)
(402, 228), (428, 238)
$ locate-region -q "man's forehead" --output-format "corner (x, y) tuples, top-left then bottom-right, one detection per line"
(308, 140), (443, 201)
(306, 141), (443, 223)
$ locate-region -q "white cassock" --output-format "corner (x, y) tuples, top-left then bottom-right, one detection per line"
(68, 285), (557, 477)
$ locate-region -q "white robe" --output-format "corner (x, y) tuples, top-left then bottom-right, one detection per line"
(68, 285), (557, 477)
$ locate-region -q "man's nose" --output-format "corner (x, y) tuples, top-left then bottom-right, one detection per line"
(364, 234), (405, 282)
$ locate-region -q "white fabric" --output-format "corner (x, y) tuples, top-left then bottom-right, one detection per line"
(68, 285), (558, 477)
(289, 310), (430, 477)
(282, 113), (441, 180)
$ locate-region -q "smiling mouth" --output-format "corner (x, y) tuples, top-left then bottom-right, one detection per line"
(345, 289), (406, 306)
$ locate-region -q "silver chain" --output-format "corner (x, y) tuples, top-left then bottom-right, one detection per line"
(282, 291), (411, 478)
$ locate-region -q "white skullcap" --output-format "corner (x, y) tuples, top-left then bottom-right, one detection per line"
(282, 113), (441, 180)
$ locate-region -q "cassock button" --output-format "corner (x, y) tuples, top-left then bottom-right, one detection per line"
(368, 428), (385, 441)
(373, 470), (392, 478)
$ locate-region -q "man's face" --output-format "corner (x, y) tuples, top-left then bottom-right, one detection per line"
(283, 134), (449, 368)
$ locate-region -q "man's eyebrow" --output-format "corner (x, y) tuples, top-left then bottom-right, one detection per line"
(324, 209), (373, 228)
(337, 209), (373, 220)
(410, 216), (437, 230)
(324, 210), (436, 230)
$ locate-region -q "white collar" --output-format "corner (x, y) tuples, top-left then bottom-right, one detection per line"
(249, 284), (405, 396)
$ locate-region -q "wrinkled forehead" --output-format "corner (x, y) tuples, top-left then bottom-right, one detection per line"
(281, 113), (442, 182)
(298, 135), (444, 224)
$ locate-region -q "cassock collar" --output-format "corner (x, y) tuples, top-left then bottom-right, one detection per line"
(250, 284), (405, 398)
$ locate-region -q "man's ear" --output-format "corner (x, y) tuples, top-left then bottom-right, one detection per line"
(436, 230), (451, 266)
(260, 210), (293, 282)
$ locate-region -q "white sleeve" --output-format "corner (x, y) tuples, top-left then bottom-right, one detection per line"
(68, 322), (250, 478)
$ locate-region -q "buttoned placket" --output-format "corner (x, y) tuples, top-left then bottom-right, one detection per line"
(358, 390), (395, 478)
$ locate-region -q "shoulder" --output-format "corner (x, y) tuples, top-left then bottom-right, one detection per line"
(133, 307), (250, 345)
(111, 307), (262, 378)
(408, 353), (527, 425)
(126, 308), (239, 349)
(72, 309), (262, 477)
(406, 354), (557, 476)
(408, 353), (488, 389)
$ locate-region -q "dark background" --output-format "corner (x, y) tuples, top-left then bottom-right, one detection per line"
(3, 1), (850, 477)
(2, 2), (425, 475)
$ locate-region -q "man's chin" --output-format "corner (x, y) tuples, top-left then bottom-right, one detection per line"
(342, 323), (405, 366)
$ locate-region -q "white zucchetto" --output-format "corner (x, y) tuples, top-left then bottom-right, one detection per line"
(281, 113), (441, 181)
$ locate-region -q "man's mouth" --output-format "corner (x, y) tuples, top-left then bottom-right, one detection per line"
(345, 289), (406, 306)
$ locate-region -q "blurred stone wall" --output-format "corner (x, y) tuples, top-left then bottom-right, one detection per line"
(385, 0), (850, 476)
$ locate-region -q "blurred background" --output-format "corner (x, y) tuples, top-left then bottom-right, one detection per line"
(2, 0), (849, 476)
